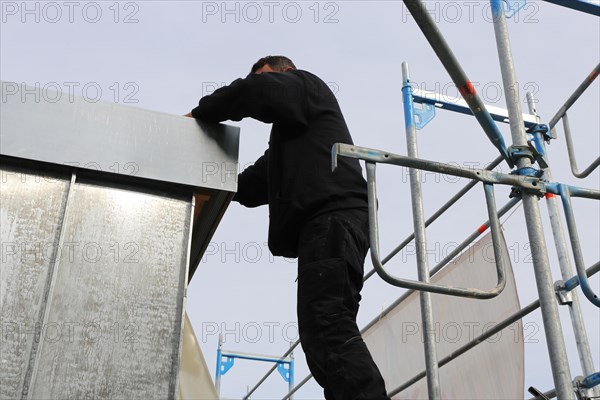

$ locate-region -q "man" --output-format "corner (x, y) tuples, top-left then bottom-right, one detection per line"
(187, 56), (389, 400)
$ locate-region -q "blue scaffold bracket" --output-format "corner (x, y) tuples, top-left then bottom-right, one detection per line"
(526, 125), (551, 168)
(502, 0), (528, 18)
(277, 362), (292, 383)
(219, 355), (235, 376)
(528, 141), (549, 169)
(527, 123), (551, 143)
(509, 165), (545, 198)
(413, 102), (435, 130)
(510, 166), (544, 179)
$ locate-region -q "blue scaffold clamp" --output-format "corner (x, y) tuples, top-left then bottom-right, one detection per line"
(413, 102), (435, 130)
(509, 142), (549, 169)
(510, 166), (544, 179)
(574, 372), (600, 398)
(527, 124), (552, 143)
(502, 0), (528, 18)
(508, 160), (545, 198)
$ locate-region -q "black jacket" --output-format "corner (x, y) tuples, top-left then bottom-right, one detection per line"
(192, 69), (368, 257)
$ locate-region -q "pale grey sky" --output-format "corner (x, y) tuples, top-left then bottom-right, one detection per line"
(2, 1), (599, 398)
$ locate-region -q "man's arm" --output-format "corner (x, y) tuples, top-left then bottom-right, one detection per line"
(189, 73), (309, 127)
(233, 150), (269, 207)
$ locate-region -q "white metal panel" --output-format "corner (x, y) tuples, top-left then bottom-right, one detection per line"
(413, 88), (538, 125)
(363, 232), (523, 399)
(178, 312), (219, 400)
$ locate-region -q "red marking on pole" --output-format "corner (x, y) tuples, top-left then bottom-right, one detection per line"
(459, 81), (476, 98)
(589, 70), (599, 83)
(477, 224), (487, 234)
(545, 193), (556, 199)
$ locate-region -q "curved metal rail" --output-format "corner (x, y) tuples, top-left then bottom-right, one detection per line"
(366, 161), (507, 299)
(333, 143), (600, 301)
(562, 113), (600, 178)
(548, 63), (600, 178)
(556, 184), (600, 307)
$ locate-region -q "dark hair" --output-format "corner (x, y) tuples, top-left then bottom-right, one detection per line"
(251, 56), (297, 73)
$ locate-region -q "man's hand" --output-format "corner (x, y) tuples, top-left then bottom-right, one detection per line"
(184, 112), (193, 118)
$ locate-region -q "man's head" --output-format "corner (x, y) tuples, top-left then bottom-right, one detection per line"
(251, 56), (296, 74)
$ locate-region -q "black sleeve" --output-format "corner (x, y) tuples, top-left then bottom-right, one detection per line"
(233, 150), (269, 208)
(191, 72), (308, 127)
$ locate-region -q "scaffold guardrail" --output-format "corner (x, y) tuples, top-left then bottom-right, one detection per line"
(239, 1), (599, 398)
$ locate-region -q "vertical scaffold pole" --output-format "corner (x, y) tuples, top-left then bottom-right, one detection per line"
(215, 334), (223, 396)
(402, 62), (441, 399)
(289, 351), (295, 400)
(527, 93), (599, 398)
(490, 2), (574, 398)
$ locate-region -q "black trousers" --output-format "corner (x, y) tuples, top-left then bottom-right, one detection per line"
(297, 209), (389, 400)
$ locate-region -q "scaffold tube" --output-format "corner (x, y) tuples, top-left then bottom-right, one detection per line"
(557, 185), (600, 307)
(540, 1), (600, 19)
(561, 113), (600, 178)
(548, 63), (600, 132)
(402, 62), (441, 398)
(363, 155), (504, 281)
(491, 0), (575, 397)
(527, 92), (600, 397)
(401, 0), (512, 167)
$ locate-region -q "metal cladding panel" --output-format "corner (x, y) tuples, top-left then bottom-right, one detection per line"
(363, 232), (524, 399)
(27, 182), (192, 399)
(0, 168), (70, 399)
(0, 81), (240, 193)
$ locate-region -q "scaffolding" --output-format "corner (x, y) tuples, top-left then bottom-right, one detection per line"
(238, 0), (600, 398)
(214, 335), (294, 398)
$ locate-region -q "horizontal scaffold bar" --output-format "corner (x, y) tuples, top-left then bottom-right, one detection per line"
(332, 143), (600, 201)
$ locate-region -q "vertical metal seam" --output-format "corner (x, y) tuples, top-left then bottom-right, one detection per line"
(170, 193), (196, 399)
(22, 172), (77, 399)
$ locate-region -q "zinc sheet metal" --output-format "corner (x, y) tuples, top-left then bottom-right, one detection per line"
(27, 181), (192, 399)
(0, 80), (240, 193)
(0, 167), (70, 399)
